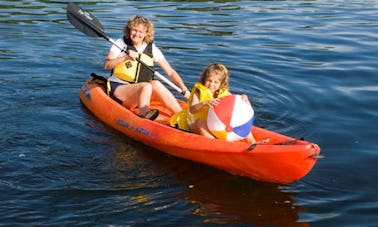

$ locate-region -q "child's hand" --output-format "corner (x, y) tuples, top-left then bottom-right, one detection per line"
(206, 98), (220, 107)
(240, 94), (251, 105)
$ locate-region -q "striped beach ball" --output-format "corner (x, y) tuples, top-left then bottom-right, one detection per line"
(207, 95), (254, 141)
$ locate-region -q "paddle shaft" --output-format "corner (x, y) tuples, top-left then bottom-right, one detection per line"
(66, 3), (183, 94)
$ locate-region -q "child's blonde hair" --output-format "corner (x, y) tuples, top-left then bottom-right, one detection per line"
(124, 15), (154, 43)
(199, 63), (229, 97)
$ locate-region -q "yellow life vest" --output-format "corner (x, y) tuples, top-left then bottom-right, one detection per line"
(113, 52), (154, 83)
(170, 82), (230, 131)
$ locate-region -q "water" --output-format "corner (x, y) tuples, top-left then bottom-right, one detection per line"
(1, 0), (377, 226)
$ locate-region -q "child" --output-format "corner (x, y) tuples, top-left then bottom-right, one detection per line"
(172, 63), (257, 143)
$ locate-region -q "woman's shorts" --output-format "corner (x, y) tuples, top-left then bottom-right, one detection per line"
(109, 81), (126, 104)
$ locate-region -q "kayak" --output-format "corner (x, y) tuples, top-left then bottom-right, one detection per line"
(79, 75), (321, 183)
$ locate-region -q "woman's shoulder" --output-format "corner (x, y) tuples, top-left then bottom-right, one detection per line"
(110, 38), (127, 48)
(151, 43), (164, 60)
(109, 38), (127, 55)
(114, 38), (128, 47)
(151, 42), (159, 50)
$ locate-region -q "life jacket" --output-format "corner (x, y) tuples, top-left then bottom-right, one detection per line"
(170, 82), (230, 131)
(113, 37), (154, 83)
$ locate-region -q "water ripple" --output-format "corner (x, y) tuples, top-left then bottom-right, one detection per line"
(1, 0), (377, 226)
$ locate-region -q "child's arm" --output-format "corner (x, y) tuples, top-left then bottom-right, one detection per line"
(189, 92), (204, 114)
(189, 91), (220, 114)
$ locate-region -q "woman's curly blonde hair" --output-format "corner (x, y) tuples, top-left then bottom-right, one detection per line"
(123, 15), (154, 43)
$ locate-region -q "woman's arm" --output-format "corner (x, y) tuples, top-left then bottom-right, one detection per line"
(156, 58), (189, 98)
(103, 50), (136, 70)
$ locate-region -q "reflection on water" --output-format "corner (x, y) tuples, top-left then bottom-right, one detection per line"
(108, 132), (308, 225)
(183, 175), (308, 225)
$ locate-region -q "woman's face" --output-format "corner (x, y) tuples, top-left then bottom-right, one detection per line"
(130, 23), (147, 45)
(204, 73), (223, 94)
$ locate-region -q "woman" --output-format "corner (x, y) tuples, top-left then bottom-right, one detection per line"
(103, 15), (189, 120)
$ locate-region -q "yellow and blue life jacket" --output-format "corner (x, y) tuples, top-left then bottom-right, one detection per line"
(170, 82), (230, 131)
(113, 37), (154, 83)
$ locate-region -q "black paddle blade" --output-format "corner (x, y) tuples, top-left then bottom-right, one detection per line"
(66, 3), (107, 39)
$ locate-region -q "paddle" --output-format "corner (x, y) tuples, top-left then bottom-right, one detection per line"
(66, 2), (184, 94)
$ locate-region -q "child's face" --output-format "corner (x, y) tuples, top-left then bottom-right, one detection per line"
(204, 73), (223, 93)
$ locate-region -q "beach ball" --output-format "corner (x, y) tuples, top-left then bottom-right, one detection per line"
(207, 95), (254, 141)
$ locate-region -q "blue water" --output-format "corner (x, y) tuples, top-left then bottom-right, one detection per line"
(1, 0), (377, 226)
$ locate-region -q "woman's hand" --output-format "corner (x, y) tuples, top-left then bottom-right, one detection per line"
(127, 50), (138, 60)
(182, 89), (190, 99)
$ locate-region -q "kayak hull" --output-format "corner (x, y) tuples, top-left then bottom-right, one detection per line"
(79, 77), (321, 183)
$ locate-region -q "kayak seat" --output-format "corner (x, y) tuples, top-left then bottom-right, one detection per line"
(90, 72), (107, 92)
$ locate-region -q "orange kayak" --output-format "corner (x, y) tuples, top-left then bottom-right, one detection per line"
(79, 76), (321, 183)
